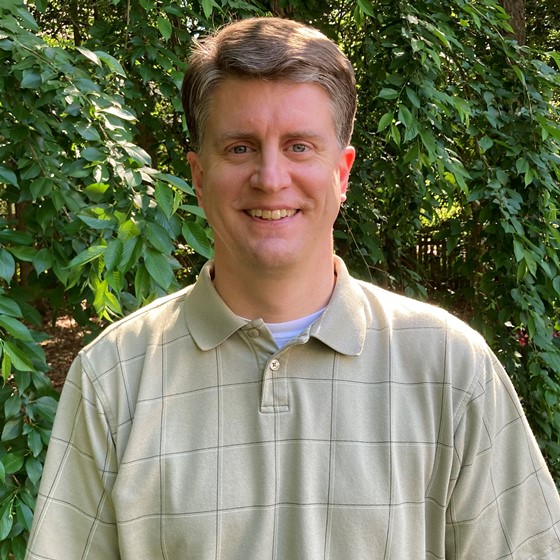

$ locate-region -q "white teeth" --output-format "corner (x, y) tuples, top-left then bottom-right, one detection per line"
(247, 209), (296, 220)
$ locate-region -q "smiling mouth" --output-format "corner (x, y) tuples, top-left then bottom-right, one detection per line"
(246, 209), (298, 220)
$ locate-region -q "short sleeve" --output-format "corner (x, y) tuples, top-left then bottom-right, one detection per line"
(446, 349), (560, 558)
(25, 355), (119, 559)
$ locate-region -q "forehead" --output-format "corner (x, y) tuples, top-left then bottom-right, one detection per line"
(204, 78), (337, 138)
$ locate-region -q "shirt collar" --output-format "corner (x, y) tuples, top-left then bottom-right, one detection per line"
(182, 261), (249, 351)
(183, 256), (368, 356)
(308, 256), (367, 356)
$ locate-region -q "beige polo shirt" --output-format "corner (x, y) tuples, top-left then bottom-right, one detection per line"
(26, 257), (560, 559)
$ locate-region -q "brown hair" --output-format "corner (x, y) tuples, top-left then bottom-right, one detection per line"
(181, 17), (357, 151)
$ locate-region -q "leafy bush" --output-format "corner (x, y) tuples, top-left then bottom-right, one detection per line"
(338, 0), (560, 481)
(0, 0), (212, 555)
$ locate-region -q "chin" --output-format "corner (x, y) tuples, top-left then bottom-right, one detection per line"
(245, 247), (302, 271)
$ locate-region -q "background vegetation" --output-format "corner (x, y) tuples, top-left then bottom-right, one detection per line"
(0, 0), (559, 555)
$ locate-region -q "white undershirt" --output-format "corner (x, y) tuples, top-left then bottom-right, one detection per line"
(266, 308), (326, 349)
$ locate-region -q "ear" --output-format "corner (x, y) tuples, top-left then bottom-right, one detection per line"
(187, 151), (204, 207)
(338, 146), (355, 203)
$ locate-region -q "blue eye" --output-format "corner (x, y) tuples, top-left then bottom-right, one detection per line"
(231, 145), (248, 154)
(291, 144), (308, 153)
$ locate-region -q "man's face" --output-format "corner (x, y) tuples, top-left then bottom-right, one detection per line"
(187, 78), (355, 274)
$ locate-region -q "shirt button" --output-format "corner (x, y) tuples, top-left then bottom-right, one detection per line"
(248, 328), (260, 338)
(270, 359), (280, 371)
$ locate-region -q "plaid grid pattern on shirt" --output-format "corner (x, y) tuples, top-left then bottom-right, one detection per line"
(26, 258), (560, 559)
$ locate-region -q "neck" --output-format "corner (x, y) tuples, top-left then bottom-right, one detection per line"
(212, 257), (337, 323)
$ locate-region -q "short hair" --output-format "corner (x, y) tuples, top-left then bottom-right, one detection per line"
(181, 17), (357, 151)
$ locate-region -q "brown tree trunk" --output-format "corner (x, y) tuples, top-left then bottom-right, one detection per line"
(500, 0), (526, 45)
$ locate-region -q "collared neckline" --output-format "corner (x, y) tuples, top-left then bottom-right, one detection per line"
(182, 261), (249, 351)
(308, 256), (367, 356)
(183, 257), (368, 356)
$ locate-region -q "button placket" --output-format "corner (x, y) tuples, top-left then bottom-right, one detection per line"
(261, 356), (289, 413)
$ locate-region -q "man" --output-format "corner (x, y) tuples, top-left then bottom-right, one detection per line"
(27, 17), (560, 559)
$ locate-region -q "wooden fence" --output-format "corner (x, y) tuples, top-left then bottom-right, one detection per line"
(413, 229), (468, 290)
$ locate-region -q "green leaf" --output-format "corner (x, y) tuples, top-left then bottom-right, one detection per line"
(119, 237), (141, 270)
(0, 500), (14, 541)
(479, 136), (493, 153)
(68, 245), (106, 268)
(95, 51), (126, 76)
(356, 0), (374, 17)
(157, 16), (172, 40)
(123, 144), (151, 165)
(75, 124), (102, 142)
(0, 296), (22, 318)
(76, 46), (102, 66)
(20, 70), (42, 88)
(144, 250), (174, 290)
(0, 249), (15, 283)
(201, 0), (214, 18)
(77, 214), (114, 230)
(3, 341), (33, 372)
(154, 183), (174, 218)
(34, 396), (58, 423)
(378, 87), (399, 100)
(2, 453), (24, 475)
(0, 166), (18, 187)
(104, 239), (123, 272)
(29, 177), (52, 199)
(81, 147), (105, 162)
(4, 394), (21, 420)
(33, 248), (53, 276)
(390, 123), (401, 146)
(0, 316), (33, 341)
(1, 417), (23, 442)
(27, 429), (43, 458)
(513, 239), (525, 263)
(0, 229), (34, 244)
(182, 221), (213, 260)
(8, 246), (36, 262)
(145, 222), (174, 254)
(515, 157), (529, 174)
(156, 173), (194, 195)
(16, 500), (34, 531)
(24, 457), (42, 487)
(14, 5), (39, 30)
(398, 105), (414, 129)
(84, 182), (110, 202)
(100, 106), (136, 121)
(377, 111), (393, 132)
(180, 204), (206, 219)
(405, 87), (421, 108)
(118, 219), (141, 240)
(2, 354), (12, 384)
(513, 65), (526, 86)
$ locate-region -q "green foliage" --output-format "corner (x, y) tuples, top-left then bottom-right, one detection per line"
(0, 0), (214, 554)
(1, 0), (560, 555)
(337, 0), (560, 482)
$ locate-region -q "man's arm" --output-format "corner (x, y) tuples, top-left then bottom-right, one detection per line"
(26, 355), (119, 559)
(447, 350), (560, 558)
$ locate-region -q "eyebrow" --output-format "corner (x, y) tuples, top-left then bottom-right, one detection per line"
(214, 130), (324, 145)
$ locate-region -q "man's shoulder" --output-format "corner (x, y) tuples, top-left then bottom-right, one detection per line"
(352, 276), (485, 346)
(80, 284), (195, 364)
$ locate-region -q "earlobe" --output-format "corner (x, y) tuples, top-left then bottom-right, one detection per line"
(187, 151), (204, 206)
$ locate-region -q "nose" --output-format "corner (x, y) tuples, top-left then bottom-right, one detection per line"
(250, 148), (290, 192)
